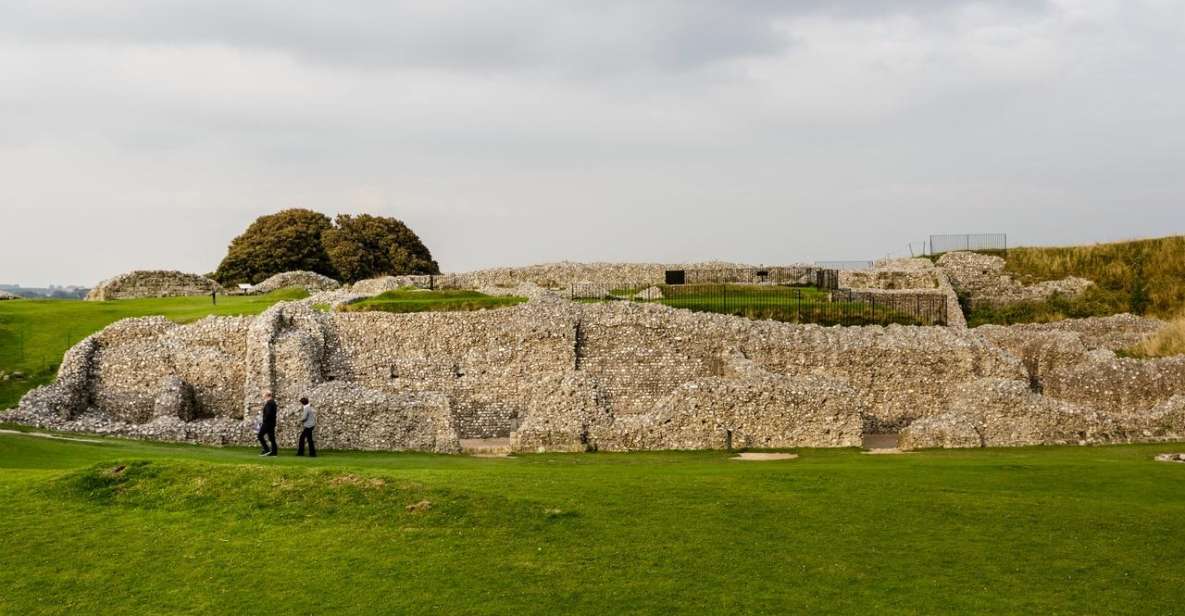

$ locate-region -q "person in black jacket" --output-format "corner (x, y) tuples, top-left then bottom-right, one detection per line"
(257, 390), (278, 457)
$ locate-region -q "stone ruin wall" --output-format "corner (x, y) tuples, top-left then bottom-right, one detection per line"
(250, 271), (340, 295)
(6, 292), (1184, 452)
(936, 251), (1094, 308)
(839, 257), (966, 329)
(348, 262), (831, 294)
(85, 270), (223, 301)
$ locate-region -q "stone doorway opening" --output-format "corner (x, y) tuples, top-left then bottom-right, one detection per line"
(861, 433), (899, 451)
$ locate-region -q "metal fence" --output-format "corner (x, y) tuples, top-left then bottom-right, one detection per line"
(929, 233), (1007, 254)
(569, 283), (947, 326)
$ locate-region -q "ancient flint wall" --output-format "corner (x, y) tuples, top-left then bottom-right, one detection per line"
(10, 293), (1184, 452)
(86, 271), (223, 301)
(250, 271), (340, 295)
(575, 302), (1021, 431)
(935, 251), (1093, 308)
(326, 301), (578, 438)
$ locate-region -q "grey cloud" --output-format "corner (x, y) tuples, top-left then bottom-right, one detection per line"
(1, 0), (1051, 74)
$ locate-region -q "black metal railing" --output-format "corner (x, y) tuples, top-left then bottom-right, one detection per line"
(929, 233), (1007, 254)
(570, 283), (947, 326)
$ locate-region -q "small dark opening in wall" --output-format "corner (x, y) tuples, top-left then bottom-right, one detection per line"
(665, 270), (686, 285)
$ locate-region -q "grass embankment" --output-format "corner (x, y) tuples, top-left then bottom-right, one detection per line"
(341, 289), (527, 314)
(965, 235), (1185, 326)
(0, 288), (308, 409)
(0, 433), (1182, 614)
(584, 284), (938, 326)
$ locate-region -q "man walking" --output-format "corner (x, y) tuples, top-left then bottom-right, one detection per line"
(297, 396), (317, 457)
(257, 390), (278, 456)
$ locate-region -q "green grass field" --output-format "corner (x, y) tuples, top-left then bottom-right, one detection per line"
(0, 289), (308, 410)
(0, 431), (1182, 614)
(341, 289), (527, 314)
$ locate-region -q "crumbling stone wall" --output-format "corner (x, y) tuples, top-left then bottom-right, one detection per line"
(839, 258), (939, 290)
(350, 262), (830, 294)
(936, 251), (1093, 308)
(838, 257), (965, 329)
(85, 271), (223, 301)
(1041, 352), (1185, 417)
(898, 378), (1139, 449)
(7, 289), (1184, 452)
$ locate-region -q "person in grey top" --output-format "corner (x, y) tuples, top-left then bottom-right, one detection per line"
(297, 397), (317, 457)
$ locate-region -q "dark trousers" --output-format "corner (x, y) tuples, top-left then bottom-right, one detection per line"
(298, 427), (316, 457)
(257, 427), (277, 454)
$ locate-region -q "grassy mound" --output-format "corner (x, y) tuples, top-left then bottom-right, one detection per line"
(0, 288), (308, 409)
(966, 236), (1185, 325)
(1, 432), (1184, 613)
(341, 289), (526, 314)
(52, 459), (553, 527)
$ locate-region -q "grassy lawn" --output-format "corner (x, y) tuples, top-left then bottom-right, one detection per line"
(0, 432), (1182, 614)
(0, 288), (308, 409)
(341, 289), (527, 314)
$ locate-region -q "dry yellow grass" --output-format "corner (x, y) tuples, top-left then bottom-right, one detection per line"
(1123, 312), (1185, 358)
(1004, 235), (1185, 317)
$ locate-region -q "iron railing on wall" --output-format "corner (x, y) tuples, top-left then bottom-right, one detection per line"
(569, 283), (947, 326)
(928, 233), (1007, 254)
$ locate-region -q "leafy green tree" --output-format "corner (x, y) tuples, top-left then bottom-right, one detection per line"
(212, 209), (336, 285)
(322, 214), (440, 283)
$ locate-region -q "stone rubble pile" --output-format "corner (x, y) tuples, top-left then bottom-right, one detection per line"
(935, 251), (1093, 308)
(250, 271), (340, 295)
(85, 271), (223, 301)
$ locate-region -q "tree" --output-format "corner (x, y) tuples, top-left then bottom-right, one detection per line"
(212, 209), (336, 285)
(322, 214), (440, 283)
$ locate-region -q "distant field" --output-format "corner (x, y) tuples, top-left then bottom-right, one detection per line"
(341, 289), (527, 314)
(0, 288), (308, 409)
(0, 432), (1182, 614)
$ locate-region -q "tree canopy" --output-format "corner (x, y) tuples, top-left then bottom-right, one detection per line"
(322, 214), (440, 283)
(212, 209), (336, 285)
(212, 209), (439, 285)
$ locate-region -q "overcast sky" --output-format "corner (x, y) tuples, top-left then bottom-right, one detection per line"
(2, 0), (1184, 286)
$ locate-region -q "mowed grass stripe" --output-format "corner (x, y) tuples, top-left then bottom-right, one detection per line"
(0, 433), (1182, 614)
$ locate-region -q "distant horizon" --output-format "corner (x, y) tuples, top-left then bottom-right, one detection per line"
(5, 229), (1183, 289)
